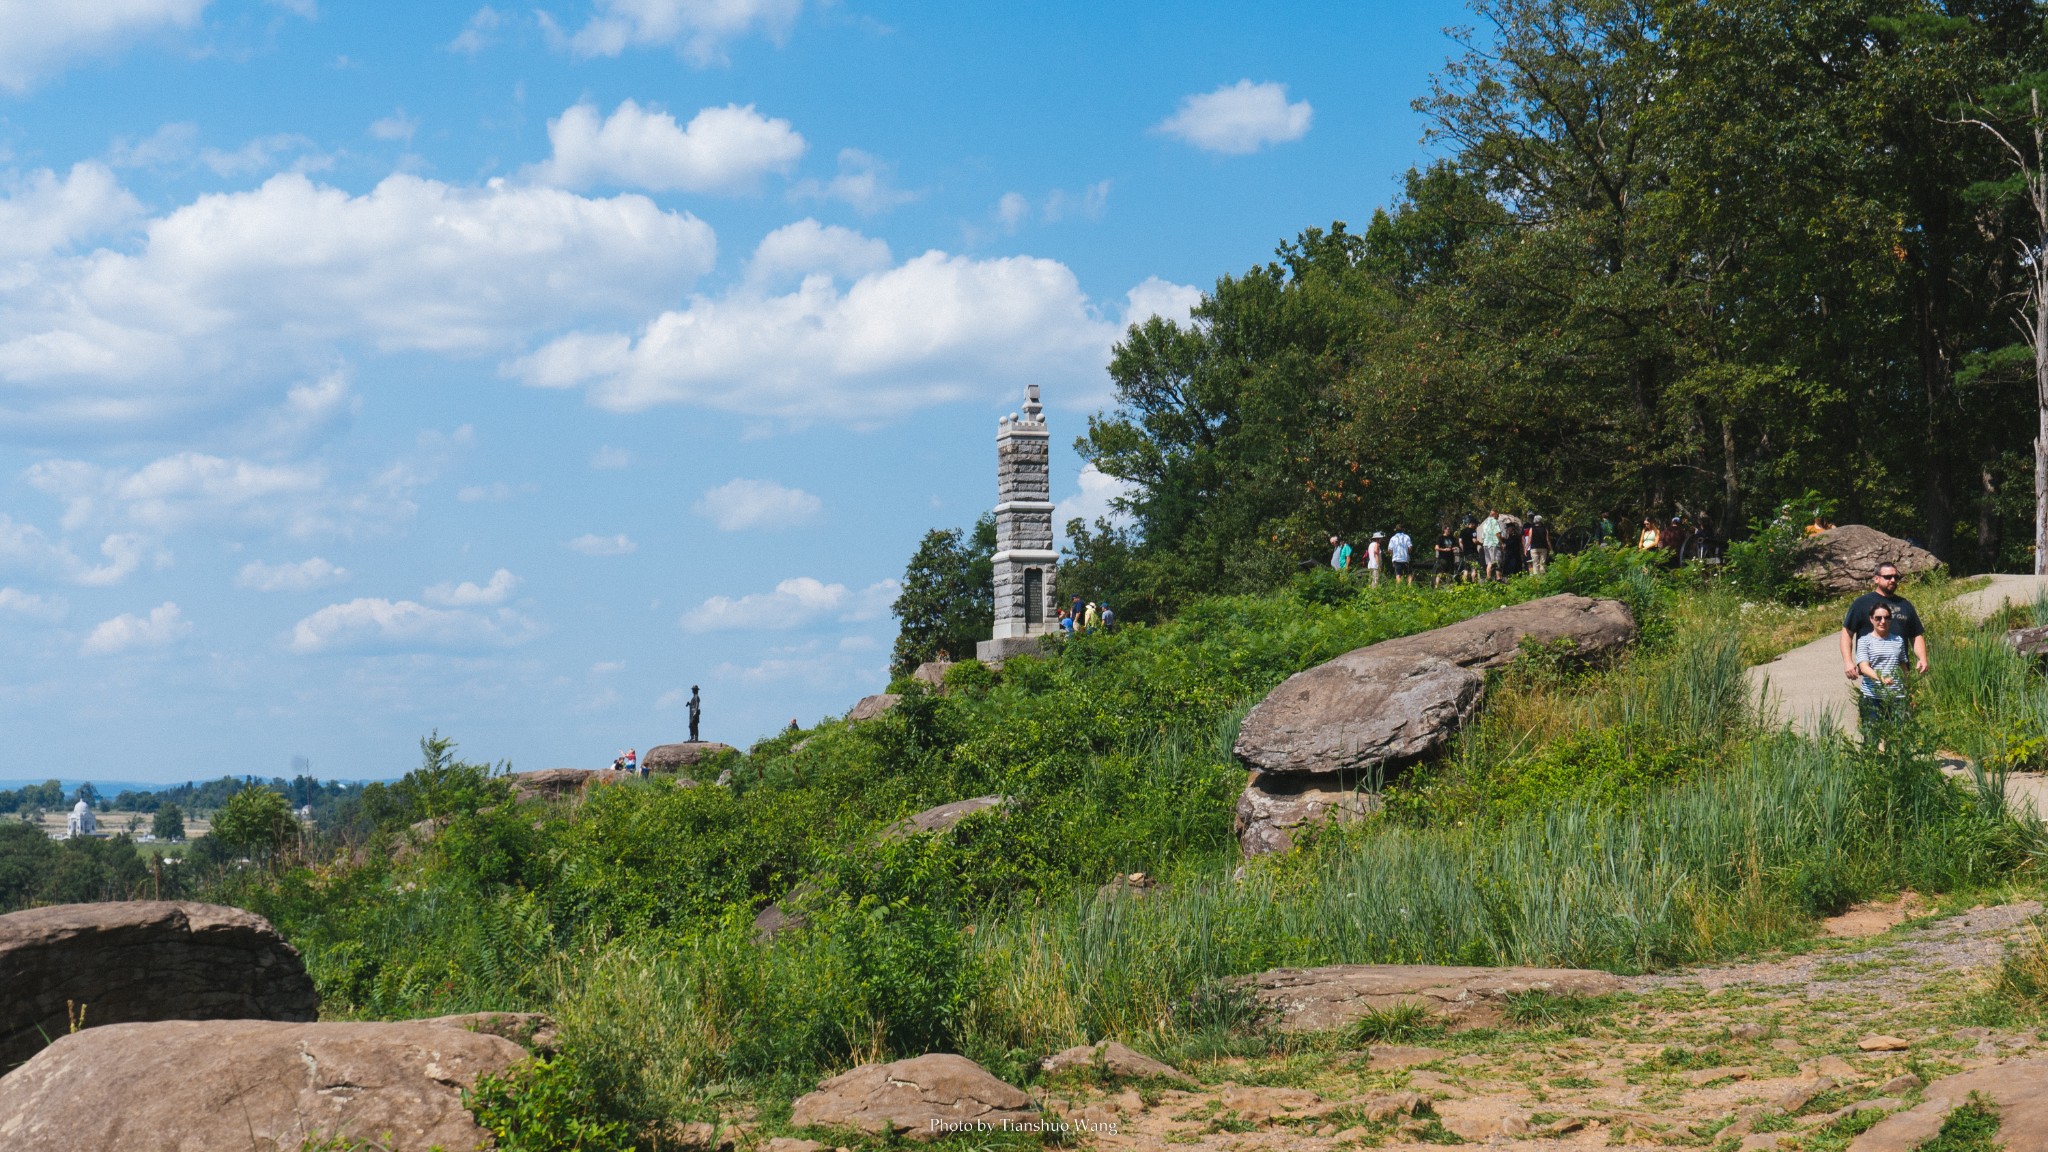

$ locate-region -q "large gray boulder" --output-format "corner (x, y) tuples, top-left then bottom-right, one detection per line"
(509, 767), (629, 802)
(1795, 524), (1941, 596)
(788, 1053), (1038, 1140)
(1238, 963), (1623, 1033)
(1233, 594), (1635, 776)
(0, 901), (317, 1069)
(0, 1019), (526, 1151)
(847, 693), (902, 723)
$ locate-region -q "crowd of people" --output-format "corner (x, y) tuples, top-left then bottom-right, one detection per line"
(1058, 595), (1115, 634)
(1325, 507), (1730, 590)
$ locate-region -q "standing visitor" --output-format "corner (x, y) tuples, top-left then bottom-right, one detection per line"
(1840, 563), (1928, 682)
(1085, 602), (1101, 631)
(1434, 524), (1458, 588)
(1459, 517), (1480, 582)
(625, 747), (640, 778)
(1058, 608), (1074, 633)
(1478, 510), (1504, 582)
(1389, 525), (1413, 585)
(1853, 605), (1908, 736)
(1366, 532), (1385, 587)
(1071, 594), (1083, 621)
(1526, 515), (1553, 576)
(1329, 535), (1352, 573)
(1638, 518), (1661, 551)
(1100, 604), (1115, 630)
(1598, 514), (1614, 544)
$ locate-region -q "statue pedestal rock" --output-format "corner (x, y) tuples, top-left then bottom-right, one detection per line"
(976, 385), (1059, 666)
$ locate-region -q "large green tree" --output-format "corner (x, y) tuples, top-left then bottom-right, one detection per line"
(889, 515), (997, 675)
(1074, 0), (2048, 616)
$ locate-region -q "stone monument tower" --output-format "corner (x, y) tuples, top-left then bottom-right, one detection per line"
(976, 385), (1058, 664)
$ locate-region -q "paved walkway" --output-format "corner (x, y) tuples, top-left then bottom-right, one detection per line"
(1746, 573), (2048, 816)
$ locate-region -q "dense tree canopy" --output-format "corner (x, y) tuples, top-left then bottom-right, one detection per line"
(1066, 0), (2048, 619)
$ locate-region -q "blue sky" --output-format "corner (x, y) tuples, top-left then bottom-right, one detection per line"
(0, 0), (1466, 783)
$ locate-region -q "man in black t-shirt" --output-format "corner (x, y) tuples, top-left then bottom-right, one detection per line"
(1458, 519), (1479, 583)
(1434, 524), (1458, 588)
(1839, 563), (1927, 682)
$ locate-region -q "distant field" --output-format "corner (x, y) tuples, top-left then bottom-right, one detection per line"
(29, 809), (212, 843)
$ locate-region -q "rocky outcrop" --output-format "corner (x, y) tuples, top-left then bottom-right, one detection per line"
(912, 661), (953, 690)
(0, 901), (317, 1069)
(509, 767), (628, 802)
(788, 1053), (1038, 1140)
(0, 1019), (526, 1151)
(1233, 595), (1636, 778)
(1794, 525), (1941, 595)
(847, 693), (902, 723)
(882, 795), (1007, 840)
(1237, 963), (1623, 1033)
(645, 742), (735, 772)
(1847, 1058), (2048, 1152)
(1234, 771), (1383, 856)
(1040, 1041), (1193, 1085)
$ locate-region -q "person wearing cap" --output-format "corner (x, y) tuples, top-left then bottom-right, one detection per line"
(1525, 515), (1553, 576)
(1365, 531), (1385, 587)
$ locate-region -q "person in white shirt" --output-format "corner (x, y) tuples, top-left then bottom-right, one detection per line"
(1389, 525), (1413, 585)
(1852, 605), (1908, 740)
(1365, 532), (1385, 587)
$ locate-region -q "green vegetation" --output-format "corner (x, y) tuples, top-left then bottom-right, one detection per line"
(93, 550), (2013, 1147)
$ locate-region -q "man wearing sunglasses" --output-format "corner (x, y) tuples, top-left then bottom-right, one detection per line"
(1840, 563), (1928, 683)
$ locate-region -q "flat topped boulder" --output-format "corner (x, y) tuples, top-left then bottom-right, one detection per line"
(1795, 524), (1941, 595)
(911, 661), (953, 689)
(0, 901), (317, 1069)
(1234, 594), (1635, 775)
(645, 741), (735, 771)
(847, 693), (902, 723)
(882, 795), (1008, 840)
(1235, 771), (1382, 856)
(788, 1053), (1037, 1141)
(0, 1018), (527, 1151)
(1238, 963), (1623, 1033)
(509, 767), (628, 802)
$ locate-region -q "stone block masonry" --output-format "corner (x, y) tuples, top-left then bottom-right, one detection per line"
(979, 385), (1058, 662)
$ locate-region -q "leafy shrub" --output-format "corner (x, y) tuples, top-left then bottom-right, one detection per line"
(466, 1056), (636, 1152)
(1724, 515), (1816, 605)
(212, 787), (297, 862)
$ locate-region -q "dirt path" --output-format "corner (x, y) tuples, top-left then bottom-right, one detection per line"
(1042, 899), (2047, 1151)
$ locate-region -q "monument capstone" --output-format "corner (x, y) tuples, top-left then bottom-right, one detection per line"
(975, 385), (1059, 664)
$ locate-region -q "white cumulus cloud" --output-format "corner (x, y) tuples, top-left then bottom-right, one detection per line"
(81, 600), (190, 655)
(1122, 276), (1204, 328)
(0, 0), (210, 92)
(533, 100), (805, 195)
(694, 478), (820, 531)
(744, 219), (890, 290)
(0, 164), (142, 261)
(564, 0), (801, 64)
(1156, 80), (1312, 154)
(288, 597), (537, 653)
(0, 513), (146, 586)
(1055, 462), (1136, 546)
(680, 576), (895, 633)
(237, 556), (348, 592)
(29, 452), (325, 533)
(511, 250), (1121, 422)
(0, 170), (717, 434)
(423, 567), (518, 606)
